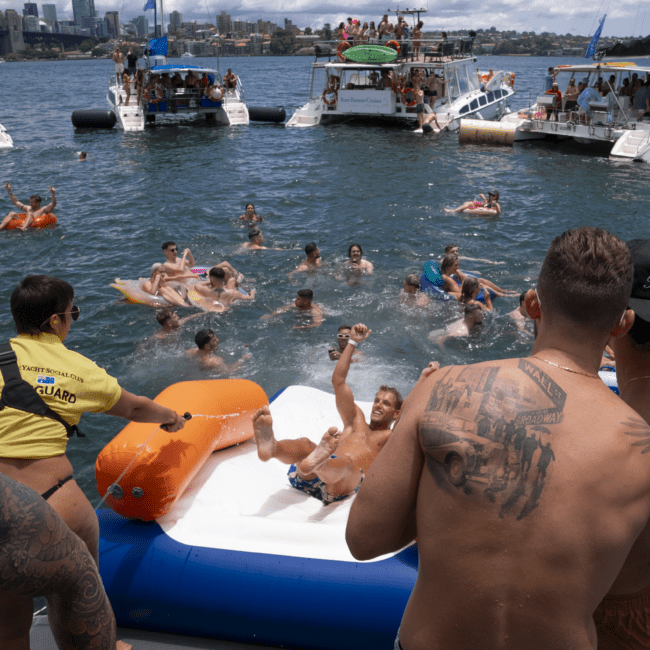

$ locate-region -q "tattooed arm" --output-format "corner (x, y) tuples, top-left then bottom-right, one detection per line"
(0, 474), (118, 650)
(347, 373), (430, 560)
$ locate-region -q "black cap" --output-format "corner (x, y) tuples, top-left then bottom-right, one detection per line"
(627, 239), (650, 321)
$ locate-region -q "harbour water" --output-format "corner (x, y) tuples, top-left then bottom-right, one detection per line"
(1, 54), (650, 502)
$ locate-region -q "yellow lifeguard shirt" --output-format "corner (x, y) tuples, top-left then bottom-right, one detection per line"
(0, 334), (122, 459)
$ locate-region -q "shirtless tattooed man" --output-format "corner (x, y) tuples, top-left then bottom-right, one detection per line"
(347, 227), (650, 650)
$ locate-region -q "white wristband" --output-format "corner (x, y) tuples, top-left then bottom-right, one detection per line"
(348, 340), (358, 347)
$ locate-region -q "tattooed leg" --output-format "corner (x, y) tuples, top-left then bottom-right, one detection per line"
(0, 475), (118, 650)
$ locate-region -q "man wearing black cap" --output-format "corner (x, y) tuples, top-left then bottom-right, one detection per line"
(595, 239), (650, 649)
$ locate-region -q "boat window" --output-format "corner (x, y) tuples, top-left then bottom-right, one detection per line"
(459, 104), (469, 114)
(479, 95), (487, 106)
(494, 89), (503, 98)
(311, 68), (328, 100)
(486, 91), (495, 102)
(446, 68), (460, 102)
(470, 99), (479, 110)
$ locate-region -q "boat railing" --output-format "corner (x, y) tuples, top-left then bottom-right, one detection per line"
(313, 36), (475, 63)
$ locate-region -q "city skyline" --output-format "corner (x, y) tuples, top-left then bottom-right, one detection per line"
(1, 0), (649, 38)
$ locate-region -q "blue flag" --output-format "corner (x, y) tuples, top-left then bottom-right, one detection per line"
(148, 35), (168, 56)
(585, 14), (606, 58)
(143, 0), (155, 10)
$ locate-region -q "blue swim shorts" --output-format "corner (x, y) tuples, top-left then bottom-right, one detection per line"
(287, 455), (364, 505)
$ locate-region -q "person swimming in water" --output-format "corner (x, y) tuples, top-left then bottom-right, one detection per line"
(261, 289), (323, 330)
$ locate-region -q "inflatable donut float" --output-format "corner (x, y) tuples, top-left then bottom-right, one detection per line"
(5, 213), (57, 230)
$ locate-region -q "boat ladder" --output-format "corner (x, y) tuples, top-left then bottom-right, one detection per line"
(610, 129), (650, 162)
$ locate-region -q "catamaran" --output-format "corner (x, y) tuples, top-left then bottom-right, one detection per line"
(287, 13), (514, 130)
(107, 0), (248, 131)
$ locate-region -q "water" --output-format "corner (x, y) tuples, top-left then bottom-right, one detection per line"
(1, 54), (650, 501)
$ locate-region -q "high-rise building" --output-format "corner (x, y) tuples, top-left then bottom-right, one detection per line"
(72, 0), (89, 26)
(132, 15), (148, 37)
(87, 0), (96, 19)
(169, 10), (182, 32)
(23, 14), (39, 30)
(105, 11), (120, 37)
(233, 19), (245, 33)
(22, 3), (37, 17)
(217, 10), (231, 35)
(42, 4), (57, 22)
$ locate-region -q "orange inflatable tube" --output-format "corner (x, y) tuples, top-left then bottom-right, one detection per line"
(6, 213), (57, 230)
(95, 379), (268, 521)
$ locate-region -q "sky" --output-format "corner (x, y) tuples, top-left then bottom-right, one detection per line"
(4, 0), (650, 38)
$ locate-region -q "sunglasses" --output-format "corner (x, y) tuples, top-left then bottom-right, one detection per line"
(40, 306), (81, 331)
(167, 247), (178, 252)
(337, 334), (351, 339)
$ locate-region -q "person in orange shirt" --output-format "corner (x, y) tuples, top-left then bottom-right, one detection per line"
(545, 82), (562, 121)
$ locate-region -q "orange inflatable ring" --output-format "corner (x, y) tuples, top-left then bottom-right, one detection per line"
(401, 84), (417, 107)
(329, 74), (341, 91)
(336, 41), (351, 60)
(386, 40), (401, 55)
(322, 88), (338, 105)
(95, 379), (268, 521)
(5, 213), (57, 230)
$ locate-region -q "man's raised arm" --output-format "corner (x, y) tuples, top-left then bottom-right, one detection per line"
(332, 323), (369, 429)
(40, 186), (56, 214)
(346, 371), (430, 560)
(4, 183), (27, 211)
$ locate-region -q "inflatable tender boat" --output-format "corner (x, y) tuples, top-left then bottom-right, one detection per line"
(97, 382), (416, 650)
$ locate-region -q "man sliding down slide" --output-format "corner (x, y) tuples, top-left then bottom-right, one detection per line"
(253, 324), (435, 504)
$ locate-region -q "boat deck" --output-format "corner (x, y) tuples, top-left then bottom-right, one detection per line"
(31, 616), (272, 650)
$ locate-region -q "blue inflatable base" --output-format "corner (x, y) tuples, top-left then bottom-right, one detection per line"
(98, 509), (418, 650)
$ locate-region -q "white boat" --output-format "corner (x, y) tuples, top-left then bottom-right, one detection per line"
(181, 52), (195, 57)
(488, 62), (650, 161)
(287, 35), (514, 129)
(107, 58), (249, 132)
(0, 123), (13, 148)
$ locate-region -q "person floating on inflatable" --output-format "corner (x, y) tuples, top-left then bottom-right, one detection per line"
(445, 190), (501, 216)
(0, 183), (56, 232)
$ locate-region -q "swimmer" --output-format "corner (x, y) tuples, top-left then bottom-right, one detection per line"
(261, 289), (323, 329)
(444, 244), (504, 266)
(187, 329), (252, 372)
(434, 303), (484, 347)
(289, 242), (322, 276)
(153, 307), (205, 339)
(141, 263), (192, 307)
(445, 190), (501, 215)
(209, 260), (244, 289)
(328, 325), (363, 362)
(252, 323), (403, 505)
(344, 243), (373, 274)
(239, 202), (263, 223)
(442, 253), (515, 298)
(242, 229), (282, 251)
(161, 240), (196, 280)
(0, 183), (56, 232)
(508, 291), (531, 332)
(458, 277), (493, 311)
(194, 266), (256, 310)
(400, 274), (430, 307)
(78, 151), (87, 161)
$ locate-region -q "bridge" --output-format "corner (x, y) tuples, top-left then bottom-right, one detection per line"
(0, 30), (87, 55)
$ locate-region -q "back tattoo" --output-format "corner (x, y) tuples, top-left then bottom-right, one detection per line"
(420, 360), (567, 521)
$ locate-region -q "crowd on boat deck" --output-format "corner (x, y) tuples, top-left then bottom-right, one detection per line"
(540, 66), (650, 122)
